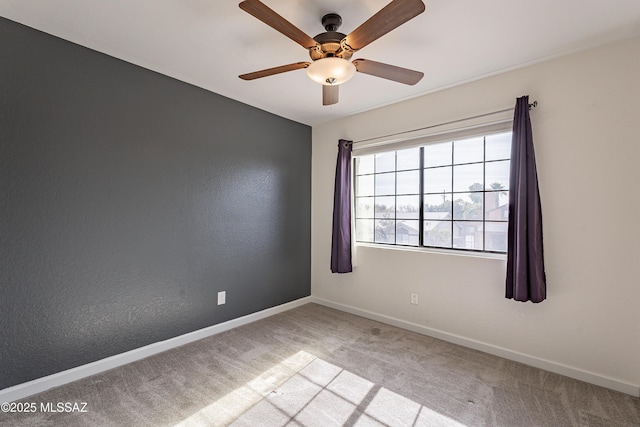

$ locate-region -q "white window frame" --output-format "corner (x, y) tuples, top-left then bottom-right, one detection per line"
(351, 114), (513, 258)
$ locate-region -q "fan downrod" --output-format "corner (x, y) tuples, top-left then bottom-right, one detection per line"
(321, 13), (342, 32)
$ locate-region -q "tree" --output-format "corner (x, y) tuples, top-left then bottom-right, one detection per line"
(468, 182), (483, 203)
(453, 183), (483, 220)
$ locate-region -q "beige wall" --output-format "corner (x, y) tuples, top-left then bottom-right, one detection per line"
(311, 37), (640, 394)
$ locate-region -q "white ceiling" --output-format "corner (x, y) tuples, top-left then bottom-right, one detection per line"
(2, 0), (640, 126)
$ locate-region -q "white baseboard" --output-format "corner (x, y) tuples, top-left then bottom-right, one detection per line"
(311, 296), (640, 398)
(4, 295), (638, 402)
(0, 297), (313, 403)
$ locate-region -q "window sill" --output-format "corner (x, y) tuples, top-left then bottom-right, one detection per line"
(354, 242), (507, 261)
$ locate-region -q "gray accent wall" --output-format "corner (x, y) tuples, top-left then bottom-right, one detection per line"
(0, 17), (311, 390)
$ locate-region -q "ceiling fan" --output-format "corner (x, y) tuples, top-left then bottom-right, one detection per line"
(238, 0), (426, 106)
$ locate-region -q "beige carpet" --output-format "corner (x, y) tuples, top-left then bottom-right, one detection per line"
(1, 303), (638, 426)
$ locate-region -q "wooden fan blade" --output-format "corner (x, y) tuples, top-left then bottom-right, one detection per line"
(323, 85), (339, 106)
(343, 0), (425, 52)
(239, 62), (310, 80)
(239, 0), (318, 49)
(353, 59), (423, 85)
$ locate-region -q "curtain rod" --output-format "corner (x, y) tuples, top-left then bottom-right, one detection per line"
(352, 100), (538, 145)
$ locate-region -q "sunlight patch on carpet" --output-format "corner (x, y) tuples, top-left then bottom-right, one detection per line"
(174, 350), (467, 426)
(174, 350), (316, 426)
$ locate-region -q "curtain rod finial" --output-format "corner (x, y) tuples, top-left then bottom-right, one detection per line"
(529, 100), (538, 110)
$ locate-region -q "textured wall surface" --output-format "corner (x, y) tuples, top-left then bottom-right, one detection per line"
(0, 17), (311, 390)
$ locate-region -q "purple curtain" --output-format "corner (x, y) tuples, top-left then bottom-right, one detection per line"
(331, 139), (353, 273)
(506, 96), (546, 302)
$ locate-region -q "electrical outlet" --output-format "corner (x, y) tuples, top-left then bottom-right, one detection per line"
(217, 291), (226, 305)
(411, 293), (419, 305)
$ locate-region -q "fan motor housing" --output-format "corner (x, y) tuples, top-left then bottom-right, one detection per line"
(309, 14), (353, 61)
(310, 31), (352, 60)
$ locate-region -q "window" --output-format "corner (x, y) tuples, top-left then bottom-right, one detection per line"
(354, 131), (511, 253)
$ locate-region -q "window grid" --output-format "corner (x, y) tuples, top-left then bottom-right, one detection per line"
(355, 133), (510, 254)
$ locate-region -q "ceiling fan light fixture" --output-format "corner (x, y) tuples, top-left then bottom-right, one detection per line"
(306, 57), (356, 85)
